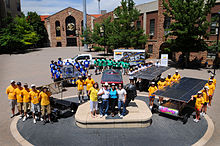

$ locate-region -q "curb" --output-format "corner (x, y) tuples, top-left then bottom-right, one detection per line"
(10, 116), (33, 146)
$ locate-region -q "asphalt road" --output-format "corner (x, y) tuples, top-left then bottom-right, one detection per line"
(0, 47), (219, 145)
(17, 96), (208, 146)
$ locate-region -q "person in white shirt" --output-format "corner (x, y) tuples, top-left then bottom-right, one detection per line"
(117, 84), (127, 117)
(98, 82), (110, 117)
(155, 60), (161, 67)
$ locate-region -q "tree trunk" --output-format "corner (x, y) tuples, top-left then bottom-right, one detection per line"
(184, 51), (190, 68)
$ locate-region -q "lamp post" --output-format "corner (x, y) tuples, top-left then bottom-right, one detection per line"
(214, 12), (220, 75)
(100, 24), (105, 54)
(83, 0), (88, 51)
(76, 28), (80, 51)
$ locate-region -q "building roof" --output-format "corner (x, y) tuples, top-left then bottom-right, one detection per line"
(90, 14), (102, 18)
(135, 0), (158, 13)
(40, 15), (50, 21)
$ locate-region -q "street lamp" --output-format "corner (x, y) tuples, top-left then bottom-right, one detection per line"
(100, 24), (105, 54)
(214, 11), (220, 75)
(76, 28), (80, 51)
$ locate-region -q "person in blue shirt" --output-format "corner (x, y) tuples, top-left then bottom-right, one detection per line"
(50, 60), (55, 68)
(54, 68), (62, 82)
(74, 60), (80, 71)
(58, 58), (63, 68)
(65, 60), (72, 66)
(84, 58), (90, 73)
(79, 61), (84, 71)
(51, 66), (57, 80)
(109, 83), (118, 117)
(81, 67), (87, 80)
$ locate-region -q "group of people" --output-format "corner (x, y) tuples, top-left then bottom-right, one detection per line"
(148, 70), (216, 123)
(94, 58), (130, 75)
(75, 74), (127, 118)
(6, 81), (53, 124)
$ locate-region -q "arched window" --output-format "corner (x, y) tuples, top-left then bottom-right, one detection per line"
(55, 21), (61, 37)
(65, 16), (76, 36)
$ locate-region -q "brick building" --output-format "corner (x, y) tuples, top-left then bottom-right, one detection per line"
(94, 0), (220, 62)
(44, 7), (96, 47)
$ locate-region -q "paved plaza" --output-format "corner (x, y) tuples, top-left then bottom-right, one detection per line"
(0, 47), (220, 145)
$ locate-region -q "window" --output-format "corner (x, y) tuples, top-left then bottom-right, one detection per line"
(164, 16), (171, 35)
(137, 21), (141, 29)
(210, 13), (218, 35)
(148, 45), (153, 53)
(55, 21), (61, 37)
(17, 1), (21, 11)
(6, 0), (10, 8)
(150, 19), (155, 36)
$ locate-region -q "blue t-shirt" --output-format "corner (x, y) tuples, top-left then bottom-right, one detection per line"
(81, 70), (87, 76)
(110, 89), (117, 99)
(74, 63), (80, 69)
(84, 61), (90, 68)
(58, 60), (63, 66)
(51, 69), (56, 77)
(50, 63), (54, 68)
(55, 71), (61, 78)
(65, 62), (71, 66)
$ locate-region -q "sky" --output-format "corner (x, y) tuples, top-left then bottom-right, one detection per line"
(21, 0), (155, 15)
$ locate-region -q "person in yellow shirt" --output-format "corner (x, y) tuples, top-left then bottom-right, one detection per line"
(172, 70), (181, 82)
(148, 82), (158, 109)
(6, 80), (17, 118)
(201, 86), (210, 116)
(205, 79), (215, 106)
(157, 77), (167, 104)
(84, 74), (95, 100)
(22, 83), (31, 122)
(191, 91), (204, 123)
(166, 74), (173, 86)
(29, 84), (40, 124)
(76, 76), (85, 104)
(209, 75), (216, 86)
(14, 82), (23, 118)
(88, 82), (99, 117)
(39, 87), (52, 125)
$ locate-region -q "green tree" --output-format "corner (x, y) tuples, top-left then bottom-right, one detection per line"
(27, 12), (48, 47)
(163, 0), (216, 66)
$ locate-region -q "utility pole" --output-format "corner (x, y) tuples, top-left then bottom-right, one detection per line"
(98, 0), (101, 14)
(83, 0), (88, 51)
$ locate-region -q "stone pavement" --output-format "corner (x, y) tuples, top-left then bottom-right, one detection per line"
(0, 47), (219, 145)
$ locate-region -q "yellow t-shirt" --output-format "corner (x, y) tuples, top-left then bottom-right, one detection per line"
(209, 78), (216, 86)
(166, 77), (172, 85)
(85, 78), (95, 90)
(157, 81), (167, 90)
(30, 90), (40, 104)
(194, 95), (204, 109)
(76, 80), (84, 91)
(205, 83), (215, 95)
(89, 87), (99, 101)
(172, 74), (181, 82)
(6, 85), (17, 100)
(201, 89), (211, 103)
(22, 88), (31, 103)
(148, 86), (158, 97)
(39, 91), (51, 106)
(14, 87), (23, 103)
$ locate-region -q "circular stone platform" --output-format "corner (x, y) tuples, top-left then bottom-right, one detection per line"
(75, 99), (152, 128)
(16, 96), (208, 146)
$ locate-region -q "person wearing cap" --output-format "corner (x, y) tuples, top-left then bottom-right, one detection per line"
(209, 75), (216, 86)
(76, 76), (85, 104)
(172, 70), (181, 82)
(148, 82), (158, 109)
(84, 74), (95, 100)
(88, 82), (99, 118)
(39, 87), (52, 124)
(84, 58), (90, 73)
(157, 77), (167, 104)
(191, 92), (204, 123)
(98, 82), (110, 117)
(205, 80), (215, 106)
(14, 82), (23, 119)
(21, 83), (31, 121)
(6, 80), (17, 118)
(29, 84), (40, 124)
(201, 86), (210, 116)
(166, 74), (173, 86)
(117, 84), (127, 117)
(57, 58), (63, 68)
(109, 83), (118, 117)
